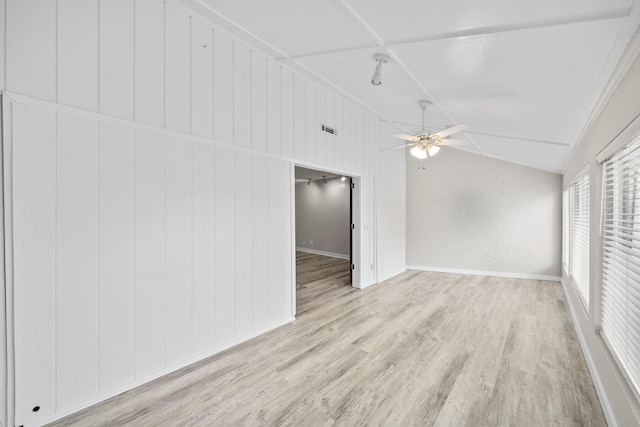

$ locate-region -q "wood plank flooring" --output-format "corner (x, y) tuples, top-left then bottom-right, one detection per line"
(49, 253), (605, 426)
(295, 251), (351, 315)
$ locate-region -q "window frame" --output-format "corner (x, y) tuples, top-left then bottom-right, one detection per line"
(564, 167), (591, 311)
(600, 135), (640, 402)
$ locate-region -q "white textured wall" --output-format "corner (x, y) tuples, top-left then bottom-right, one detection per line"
(295, 179), (350, 257)
(376, 178), (406, 282)
(561, 35), (640, 427)
(407, 148), (562, 277)
(2, 0), (406, 425)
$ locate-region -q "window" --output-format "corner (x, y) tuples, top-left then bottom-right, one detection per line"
(562, 189), (570, 274)
(601, 136), (640, 398)
(564, 171), (590, 308)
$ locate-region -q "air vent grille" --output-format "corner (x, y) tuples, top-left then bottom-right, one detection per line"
(321, 124), (337, 135)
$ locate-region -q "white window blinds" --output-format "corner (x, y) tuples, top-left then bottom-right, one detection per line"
(562, 189), (570, 274)
(602, 136), (640, 398)
(569, 173), (590, 308)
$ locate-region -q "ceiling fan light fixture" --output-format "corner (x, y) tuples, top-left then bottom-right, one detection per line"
(383, 101), (468, 157)
(371, 53), (390, 86)
(410, 145), (428, 159)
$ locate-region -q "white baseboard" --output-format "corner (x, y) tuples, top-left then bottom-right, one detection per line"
(406, 265), (561, 282)
(296, 247), (350, 260)
(354, 280), (375, 290)
(560, 278), (616, 427)
(377, 268), (408, 284)
(39, 316), (295, 426)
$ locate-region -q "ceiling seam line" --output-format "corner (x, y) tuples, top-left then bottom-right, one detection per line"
(381, 121), (570, 147)
(384, 48), (486, 155)
(332, 0), (386, 47)
(191, 0), (290, 59)
(332, 0), (485, 154)
(388, 14), (630, 50)
(282, 13), (630, 61)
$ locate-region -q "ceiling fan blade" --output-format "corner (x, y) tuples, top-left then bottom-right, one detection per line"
(434, 123), (468, 139)
(392, 133), (420, 142)
(438, 139), (467, 146)
(380, 142), (418, 152)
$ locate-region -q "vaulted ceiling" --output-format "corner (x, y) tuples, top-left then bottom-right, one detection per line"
(181, 0), (640, 173)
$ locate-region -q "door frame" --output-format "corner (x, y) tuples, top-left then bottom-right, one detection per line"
(290, 163), (362, 316)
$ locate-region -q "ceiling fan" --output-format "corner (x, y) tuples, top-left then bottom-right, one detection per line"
(381, 100), (468, 159)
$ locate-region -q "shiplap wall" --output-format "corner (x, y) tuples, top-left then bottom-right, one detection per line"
(2, 0), (405, 425)
(10, 103), (294, 426)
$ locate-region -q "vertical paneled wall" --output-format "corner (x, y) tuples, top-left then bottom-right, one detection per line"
(10, 104), (293, 426)
(3, 0), (405, 424)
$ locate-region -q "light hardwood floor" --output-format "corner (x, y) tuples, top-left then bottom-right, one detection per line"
(50, 252), (605, 426)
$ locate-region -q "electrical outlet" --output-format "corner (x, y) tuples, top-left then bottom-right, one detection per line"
(310, 240), (313, 245)
(302, 241), (306, 245)
(371, 264), (374, 270)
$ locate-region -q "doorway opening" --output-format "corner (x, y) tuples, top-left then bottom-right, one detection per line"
(292, 166), (360, 316)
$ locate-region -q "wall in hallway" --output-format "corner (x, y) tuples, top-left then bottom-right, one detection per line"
(295, 178), (351, 258)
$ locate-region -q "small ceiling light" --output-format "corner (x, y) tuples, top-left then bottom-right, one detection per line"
(341, 176), (346, 182)
(410, 145), (428, 160)
(322, 175), (327, 184)
(307, 178), (312, 185)
(410, 143), (441, 160)
(426, 144), (440, 157)
(371, 53), (390, 86)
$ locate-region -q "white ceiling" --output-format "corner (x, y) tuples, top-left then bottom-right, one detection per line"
(295, 166), (346, 183)
(182, 0), (640, 173)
